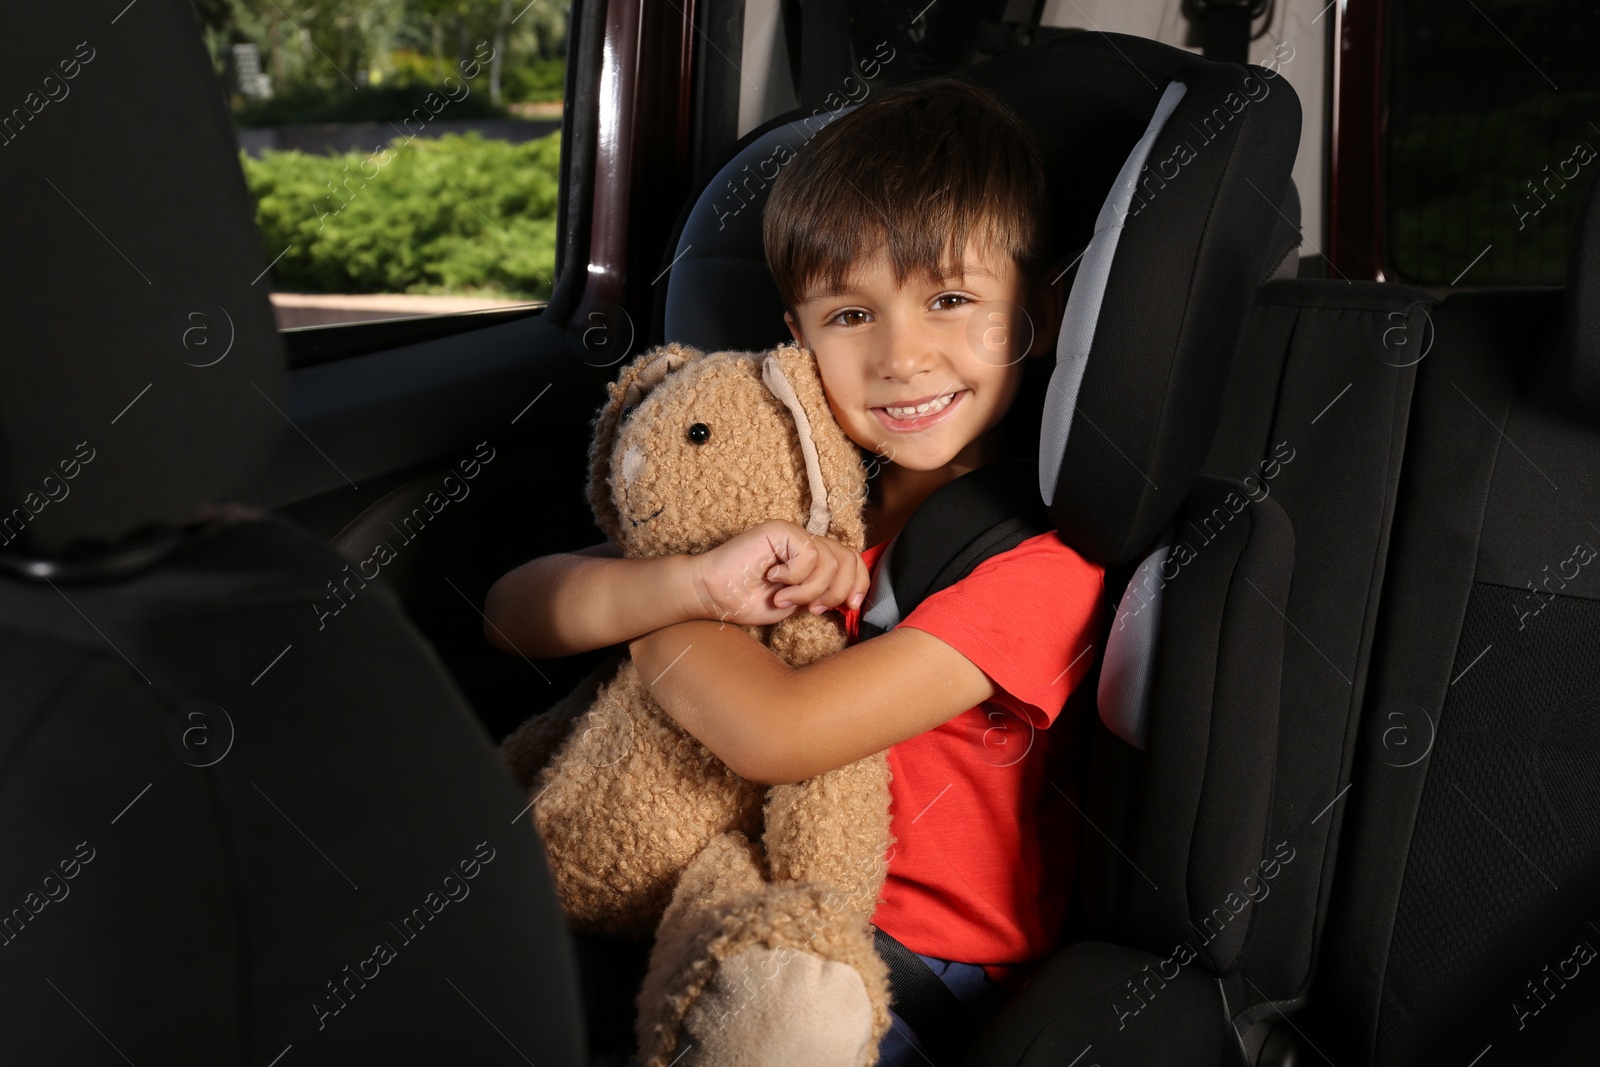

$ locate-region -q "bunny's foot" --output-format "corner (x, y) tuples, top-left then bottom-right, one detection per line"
(678, 943), (875, 1066)
(635, 851), (891, 1067)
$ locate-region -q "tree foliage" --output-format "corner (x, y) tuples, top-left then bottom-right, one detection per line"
(192, 0), (568, 103)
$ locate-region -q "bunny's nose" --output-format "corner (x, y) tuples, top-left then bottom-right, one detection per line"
(620, 444), (644, 488)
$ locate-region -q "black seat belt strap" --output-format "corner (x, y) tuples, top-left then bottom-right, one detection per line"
(859, 461), (1052, 641)
(872, 925), (980, 1066)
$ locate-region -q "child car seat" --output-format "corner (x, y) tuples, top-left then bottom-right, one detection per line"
(655, 30), (1311, 1066)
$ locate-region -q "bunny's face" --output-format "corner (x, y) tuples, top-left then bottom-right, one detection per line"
(609, 353), (817, 558)
(584, 343), (867, 560)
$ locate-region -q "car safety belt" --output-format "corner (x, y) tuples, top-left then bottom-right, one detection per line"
(857, 460), (1053, 1062)
(872, 925), (979, 1066)
(858, 459), (1053, 641)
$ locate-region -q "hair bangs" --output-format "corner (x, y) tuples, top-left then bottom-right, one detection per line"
(764, 78), (1048, 314)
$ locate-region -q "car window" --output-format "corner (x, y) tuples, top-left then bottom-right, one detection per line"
(1386, 0), (1600, 286)
(190, 0), (572, 329)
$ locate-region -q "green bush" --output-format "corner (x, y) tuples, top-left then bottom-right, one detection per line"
(242, 131), (560, 300)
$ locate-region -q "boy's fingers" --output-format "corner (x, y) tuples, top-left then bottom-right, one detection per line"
(775, 548), (840, 607)
(813, 560), (860, 614)
(765, 530), (817, 587)
(846, 555), (871, 611)
(804, 543), (864, 612)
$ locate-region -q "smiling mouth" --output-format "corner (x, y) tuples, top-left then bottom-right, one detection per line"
(873, 389), (966, 432)
(628, 505), (664, 526)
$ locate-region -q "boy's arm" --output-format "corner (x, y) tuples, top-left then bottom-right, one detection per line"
(628, 620), (994, 785)
(483, 542), (710, 659)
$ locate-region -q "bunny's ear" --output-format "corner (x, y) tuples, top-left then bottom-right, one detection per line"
(760, 343), (868, 551)
(586, 343), (704, 546)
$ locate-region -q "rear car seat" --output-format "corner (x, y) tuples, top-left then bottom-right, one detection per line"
(1309, 172), (1600, 1066)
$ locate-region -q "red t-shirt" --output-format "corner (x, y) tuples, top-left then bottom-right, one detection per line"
(842, 529), (1104, 991)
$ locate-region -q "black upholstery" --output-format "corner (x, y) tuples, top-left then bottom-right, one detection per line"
(1566, 166), (1600, 410)
(1196, 280), (1432, 1003)
(0, 9), (284, 564)
(1034, 277), (1436, 1065)
(0, 5), (586, 1064)
(0, 517), (586, 1066)
(1116, 477), (1294, 976)
(959, 941), (1232, 1065)
(1312, 281), (1600, 1065)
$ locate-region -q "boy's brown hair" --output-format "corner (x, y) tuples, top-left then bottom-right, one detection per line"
(763, 77), (1050, 314)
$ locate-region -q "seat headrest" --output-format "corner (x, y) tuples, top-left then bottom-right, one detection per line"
(658, 109), (850, 352)
(0, 5), (286, 569)
(965, 33), (1301, 566)
(1567, 170), (1600, 410)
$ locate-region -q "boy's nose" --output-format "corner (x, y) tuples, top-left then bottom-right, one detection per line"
(875, 319), (941, 381)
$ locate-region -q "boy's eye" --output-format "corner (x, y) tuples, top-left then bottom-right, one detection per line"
(932, 294), (971, 311)
(687, 422), (711, 445)
(830, 309), (869, 328)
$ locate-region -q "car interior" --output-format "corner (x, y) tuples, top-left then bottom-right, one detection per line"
(3, 1), (1598, 1066)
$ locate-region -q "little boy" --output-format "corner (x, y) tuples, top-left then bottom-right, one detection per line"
(484, 78), (1105, 1064)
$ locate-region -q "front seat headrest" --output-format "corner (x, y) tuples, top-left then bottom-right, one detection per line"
(0, 5), (286, 572)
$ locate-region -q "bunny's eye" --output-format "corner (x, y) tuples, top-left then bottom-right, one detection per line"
(687, 423), (711, 445)
(621, 404), (637, 420)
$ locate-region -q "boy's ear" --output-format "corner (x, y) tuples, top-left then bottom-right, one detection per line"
(783, 311), (806, 349)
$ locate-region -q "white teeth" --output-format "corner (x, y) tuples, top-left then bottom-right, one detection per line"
(885, 392), (955, 420)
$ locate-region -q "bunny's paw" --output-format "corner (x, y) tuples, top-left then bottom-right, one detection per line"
(678, 944), (875, 1067)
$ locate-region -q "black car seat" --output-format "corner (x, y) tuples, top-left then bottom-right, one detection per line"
(1305, 172), (1600, 1065)
(0, 5), (585, 1065)
(650, 30), (1315, 1067)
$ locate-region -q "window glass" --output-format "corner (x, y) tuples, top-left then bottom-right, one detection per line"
(1387, 0), (1600, 286)
(191, 0), (571, 327)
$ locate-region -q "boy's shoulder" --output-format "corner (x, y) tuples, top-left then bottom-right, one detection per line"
(959, 529), (1103, 588)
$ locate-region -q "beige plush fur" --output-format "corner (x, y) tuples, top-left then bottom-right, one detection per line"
(499, 342), (896, 1066)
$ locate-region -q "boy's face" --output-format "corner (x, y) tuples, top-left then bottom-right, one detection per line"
(784, 237), (1050, 477)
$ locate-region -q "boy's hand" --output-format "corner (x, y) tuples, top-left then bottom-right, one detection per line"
(689, 519), (870, 626)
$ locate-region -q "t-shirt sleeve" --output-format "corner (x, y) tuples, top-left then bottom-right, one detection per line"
(894, 530), (1105, 730)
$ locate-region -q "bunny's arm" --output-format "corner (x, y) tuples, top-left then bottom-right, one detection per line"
(629, 619), (993, 785)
